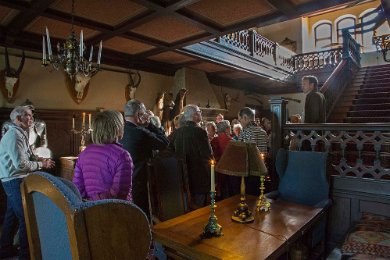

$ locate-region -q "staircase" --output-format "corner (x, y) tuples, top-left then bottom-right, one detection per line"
(329, 64), (390, 123)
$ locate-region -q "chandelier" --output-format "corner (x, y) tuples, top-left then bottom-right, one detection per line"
(41, 0), (102, 78)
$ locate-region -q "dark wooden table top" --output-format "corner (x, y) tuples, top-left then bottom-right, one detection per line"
(153, 195), (323, 260)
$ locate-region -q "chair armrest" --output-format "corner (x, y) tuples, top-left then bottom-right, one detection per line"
(314, 198), (332, 209)
(265, 190), (280, 200)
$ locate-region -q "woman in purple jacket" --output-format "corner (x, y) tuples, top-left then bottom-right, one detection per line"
(73, 110), (134, 201)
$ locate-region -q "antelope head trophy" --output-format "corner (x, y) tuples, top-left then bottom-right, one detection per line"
(125, 70), (141, 101)
(0, 48), (25, 103)
(65, 72), (95, 104)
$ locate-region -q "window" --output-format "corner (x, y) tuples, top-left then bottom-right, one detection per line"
(336, 17), (356, 43)
(314, 22), (332, 49)
(359, 8), (378, 52)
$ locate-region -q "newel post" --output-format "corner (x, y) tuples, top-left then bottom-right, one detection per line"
(269, 99), (288, 161)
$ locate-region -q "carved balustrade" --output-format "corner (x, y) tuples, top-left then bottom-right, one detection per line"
(216, 30), (295, 73)
(283, 123), (390, 180)
(292, 48), (343, 72)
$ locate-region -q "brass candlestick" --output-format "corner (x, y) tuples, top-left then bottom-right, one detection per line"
(232, 176), (254, 223)
(71, 113), (92, 152)
(256, 175), (270, 212)
(201, 191), (223, 238)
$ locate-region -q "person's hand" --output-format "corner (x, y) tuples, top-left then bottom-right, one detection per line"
(139, 110), (153, 126)
(42, 159), (55, 169)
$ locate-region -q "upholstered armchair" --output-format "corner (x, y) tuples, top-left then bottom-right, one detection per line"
(267, 148), (331, 256)
(21, 172), (151, 260)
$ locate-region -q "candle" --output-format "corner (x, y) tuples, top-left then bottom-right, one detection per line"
(72, 117), (75, 129)
(45, 27), (52, 58)
(88, 113), (91, 128)
(210, 160), (215, 192)
(82, 112), (86, 127)
(97, 40), (102, 65)
(89, 45), (93, 62)
(42, 36), (46, 61)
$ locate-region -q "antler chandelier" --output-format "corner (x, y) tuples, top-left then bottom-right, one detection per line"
(41, 0), (102, 78)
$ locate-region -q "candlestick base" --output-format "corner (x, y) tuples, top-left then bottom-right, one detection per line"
(201, 191), (223, 239)
(231, 195), (254, 223)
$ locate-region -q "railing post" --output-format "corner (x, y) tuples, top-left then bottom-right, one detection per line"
(249, 30), (255, 57)
(342, 29), (350, 59)
(269, 99), (288, 161)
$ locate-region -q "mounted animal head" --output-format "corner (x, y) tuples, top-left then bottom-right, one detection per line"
(65, 72), (93, 104)
(125, 70), (141, 101)
(0, 48), (25, 103)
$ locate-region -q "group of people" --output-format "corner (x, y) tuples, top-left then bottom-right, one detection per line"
(0, 75), (325, 259)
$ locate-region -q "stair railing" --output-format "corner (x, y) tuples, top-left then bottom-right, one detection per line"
(320, 31), (361, 121)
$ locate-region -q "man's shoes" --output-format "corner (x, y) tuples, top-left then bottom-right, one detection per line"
(0, 245), (19, 259)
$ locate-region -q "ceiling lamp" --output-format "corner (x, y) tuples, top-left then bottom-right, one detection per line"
(41, 0), (102, 78)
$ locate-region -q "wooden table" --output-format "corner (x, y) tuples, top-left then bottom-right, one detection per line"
(153, 195), (324, 260)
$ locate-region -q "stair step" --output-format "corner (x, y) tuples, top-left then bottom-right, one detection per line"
(359, 86), (390, 94)
(353, 97), (390, 104)
(352, 103), (390, 111)
(345, 117), (390, 123)
(347, 110), (390, 117)
(356, 92), (390, 99)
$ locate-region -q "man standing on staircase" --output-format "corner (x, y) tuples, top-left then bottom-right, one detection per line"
(302, 75), (326, 123)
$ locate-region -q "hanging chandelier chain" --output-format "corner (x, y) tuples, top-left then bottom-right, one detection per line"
(71, 0), (75, 32)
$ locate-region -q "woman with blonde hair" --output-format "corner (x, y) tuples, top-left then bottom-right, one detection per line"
(73, 110), (134, 201)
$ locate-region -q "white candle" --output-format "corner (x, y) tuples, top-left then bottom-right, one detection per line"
(42, 36), (46, 61)
(88, 113), (91, 128)
(211, 160), (215, 192)
(89, 45), (93, 62)
(82, 112), (86, 127)
(80, 30), (83, 58)
(97, 40), (102, 65)
(72, 117), (75, 129)
(45, 27), (52, 58)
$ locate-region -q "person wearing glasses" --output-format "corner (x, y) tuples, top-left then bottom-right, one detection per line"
(120, 99), (169, 217)
(169, 105), (213, 209)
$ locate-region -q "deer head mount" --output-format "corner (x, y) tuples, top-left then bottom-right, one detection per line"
(65, 72), (94, 104)
(125, 70), (141, 101)
(0, 48), (25, 103)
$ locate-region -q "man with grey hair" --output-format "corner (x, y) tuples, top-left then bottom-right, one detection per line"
(120, 99), (169, 217)
(0, 106), (55, 259)
(169, 105), (213, 208)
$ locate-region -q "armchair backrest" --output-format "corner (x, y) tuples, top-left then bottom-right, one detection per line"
(21, 172), (151, 260)
(148, 149), (191, 222)
(276, 149), (329, 206)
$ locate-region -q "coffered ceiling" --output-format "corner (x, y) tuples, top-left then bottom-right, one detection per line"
(0, 0), (365, 92)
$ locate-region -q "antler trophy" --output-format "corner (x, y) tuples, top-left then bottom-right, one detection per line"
(1, 48), (25, 103)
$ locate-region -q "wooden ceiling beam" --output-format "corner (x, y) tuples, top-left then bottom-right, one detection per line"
(0, 0), (30, 11)
(6, 0), (56, 37)
(43, 9), (113, 33)
(265, 0), (296, 17)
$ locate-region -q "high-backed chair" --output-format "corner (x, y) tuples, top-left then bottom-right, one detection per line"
(21, 172), (151, 260)
(267, 148), (331, 256)
(148, 149), (191, 222)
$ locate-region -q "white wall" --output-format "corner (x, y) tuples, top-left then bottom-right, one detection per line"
(256, 18), (302, 54)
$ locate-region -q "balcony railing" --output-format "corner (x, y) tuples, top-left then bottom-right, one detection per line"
(215, 30), (295, 73)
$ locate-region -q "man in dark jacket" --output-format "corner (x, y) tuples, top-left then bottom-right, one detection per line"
(120, 99), (169, 217)
(302, 75), (326, 123)
(169, 105), (213, 208)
